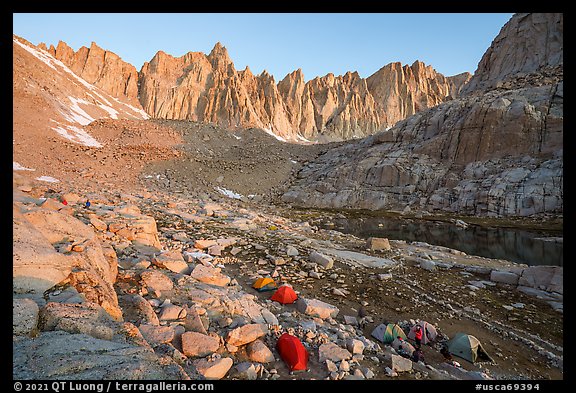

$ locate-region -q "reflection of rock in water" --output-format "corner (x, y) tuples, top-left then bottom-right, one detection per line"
(324, 217), (562, 267)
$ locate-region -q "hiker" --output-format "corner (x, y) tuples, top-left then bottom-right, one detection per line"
(412, 347), (425, 363)
(358, 306), (368, 328)
(85, 199), (91, 208)
(413, 325), (423, 348)
(395, 336), (411, 359)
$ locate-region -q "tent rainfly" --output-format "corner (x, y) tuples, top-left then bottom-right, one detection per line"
(252, 277), (277, 292)
(270, 285), (298, 304)
(277, 333), (309, 372)
(371, 323), (407, 344)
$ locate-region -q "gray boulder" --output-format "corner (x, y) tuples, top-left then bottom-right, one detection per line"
(13, 331), (188, 379)
(13, 298), (39, 336)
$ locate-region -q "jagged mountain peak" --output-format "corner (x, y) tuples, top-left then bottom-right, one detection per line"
(137, 45), (468, 141)
(18, 34), (470, 143)
(208, 41), (232, 67)
(280, 68), (304, 83)
(38, 37), (141, 106)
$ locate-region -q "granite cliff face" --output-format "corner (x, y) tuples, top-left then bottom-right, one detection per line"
(461, 13), (563, 95)
(41, 41), (141, 106)
(138, 44), (469, 142)
(282, 13), (563, 217)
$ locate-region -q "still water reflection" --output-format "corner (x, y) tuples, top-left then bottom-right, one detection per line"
(318, 216), (563, 267)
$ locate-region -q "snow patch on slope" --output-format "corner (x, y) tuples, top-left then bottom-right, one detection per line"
(262, 127), (287, 142)
(52, 122), (102, 147)
(14, 37), (153, 147)
(216, 187), (243, 199)
(13, 162), (35, 171)
(36, 176), (60, 183)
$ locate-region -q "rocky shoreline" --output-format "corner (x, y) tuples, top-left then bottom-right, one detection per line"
(13, 172), (563, 380)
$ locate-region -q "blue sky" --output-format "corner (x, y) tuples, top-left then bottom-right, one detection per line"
(13, 13), (514, 82)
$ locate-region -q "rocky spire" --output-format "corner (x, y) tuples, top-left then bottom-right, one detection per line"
(208, 42), (232, 70)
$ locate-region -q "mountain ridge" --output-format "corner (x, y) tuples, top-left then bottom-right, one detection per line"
(37, 37), (470, 142)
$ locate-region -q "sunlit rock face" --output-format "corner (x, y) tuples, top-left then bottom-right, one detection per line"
(138, 43), (468, 142)
(42, 40), (141, 107)
(282, 13), (563, 217)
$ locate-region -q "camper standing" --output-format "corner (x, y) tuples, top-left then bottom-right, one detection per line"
(440, 344), (453, 362)
(412, 348), (425, 364)
(413, 325), (423, 349)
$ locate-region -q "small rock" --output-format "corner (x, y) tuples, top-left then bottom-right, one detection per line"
(326, 359), (338, 372)
(192, 357), (233, 380)
(226, 323), (268, 347)
(261, 309), (279, 326)
(286, 246), (299, 256)
(309, 251), (334, 269)
(345, 338), (365, 355)
(159, 304), (187, 321)
(391, 354), (412, 373)
(181, 331), (220, 357)
(138, 324), (175, 345)
(385, 366), (398, 377)
(231, 362), (257, 380)
(339, 359), (350, 372)
(296, 298), (339, 319)
(246, 339), (275, 363)
(318, 342), (352, 363)
(367, 237), (391, 251)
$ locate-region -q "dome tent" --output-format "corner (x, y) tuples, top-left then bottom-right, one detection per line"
(270, 285), (298, 304)
(277, 333), (309, 372)
(252, 277), (277, 292)
(446, 332), (494, 363)
(407, 320), (438, 345)
(371, 323), (407, 344)
(391, 336), (416, 356)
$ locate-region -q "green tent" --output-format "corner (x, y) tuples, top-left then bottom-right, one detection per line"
(446, 333), (494, 363)
(371, 323), (407, 344)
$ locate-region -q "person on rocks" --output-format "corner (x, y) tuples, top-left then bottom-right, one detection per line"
(396, 336), (411, 359)
(84, 199), (91, 209)
(440, 343), (453, 362)
(412, 347), (425, 364)
(413, 324), (423, 349)
(358, 305), (369, 328)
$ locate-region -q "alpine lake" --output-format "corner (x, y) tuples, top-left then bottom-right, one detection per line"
(299, 209), (563, 267)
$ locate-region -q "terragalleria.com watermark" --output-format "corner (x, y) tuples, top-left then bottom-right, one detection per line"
(13, 382), (215, 392)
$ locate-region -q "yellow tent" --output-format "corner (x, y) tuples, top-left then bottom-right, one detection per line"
(252, 277), (277, 292)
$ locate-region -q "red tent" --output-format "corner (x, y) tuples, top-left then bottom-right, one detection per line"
(270, 285), (298, 304)
(277, 333), (308, 372)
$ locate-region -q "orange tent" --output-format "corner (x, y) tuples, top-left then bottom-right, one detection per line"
(252, 277), (277, 292)
(277, 333), (308, 372)
(270, 285), (298, 304)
